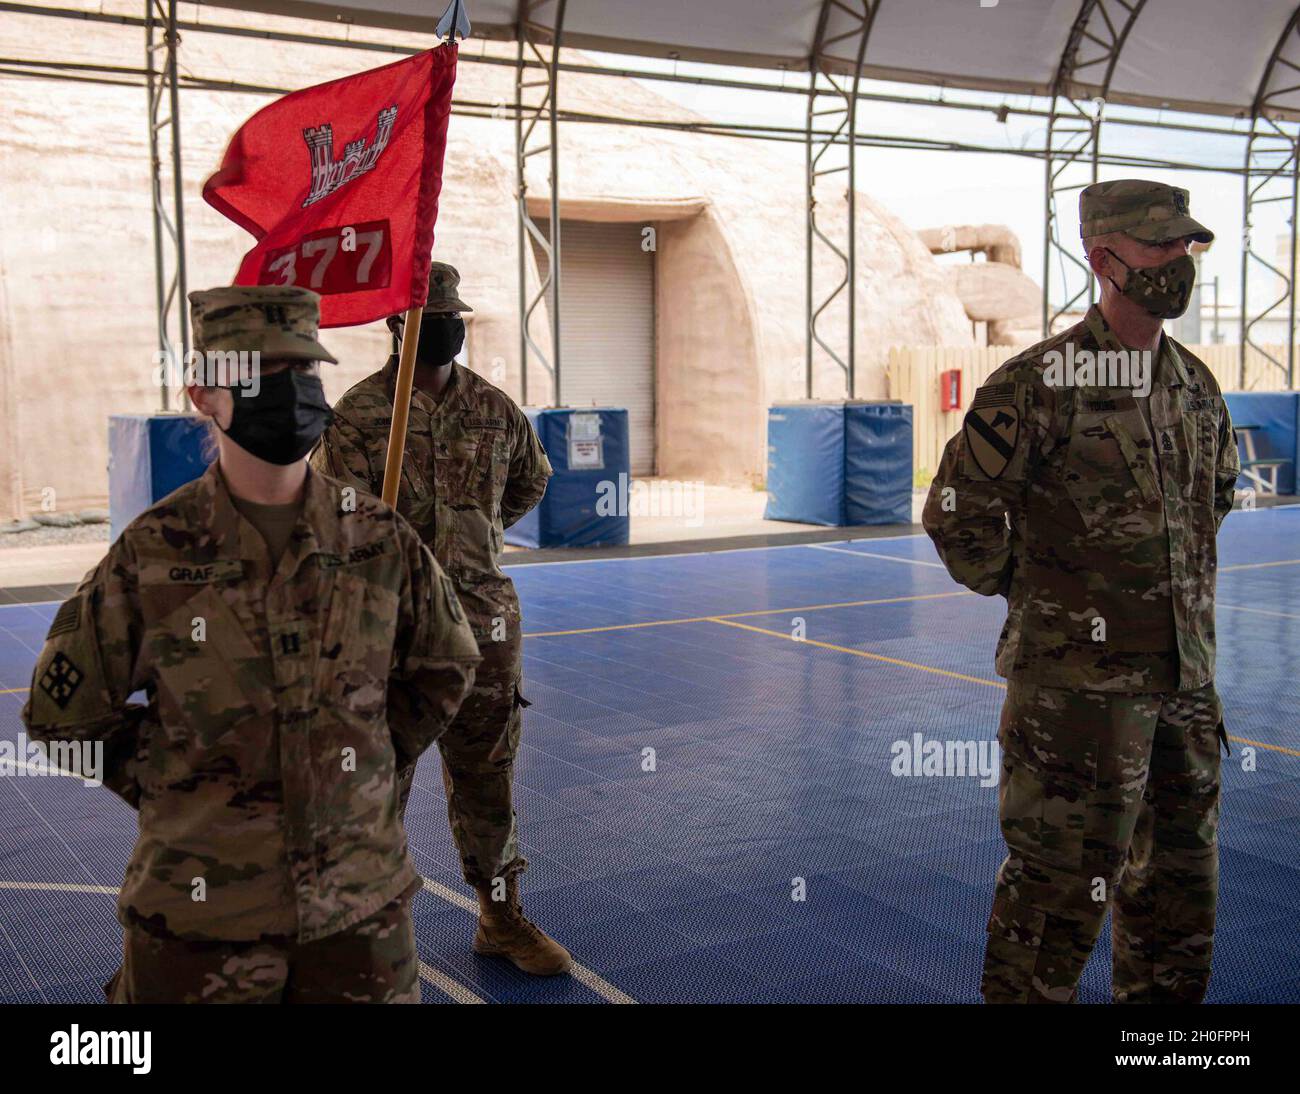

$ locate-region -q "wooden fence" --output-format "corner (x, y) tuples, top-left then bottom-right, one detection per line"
(888, 343), (1297, 481)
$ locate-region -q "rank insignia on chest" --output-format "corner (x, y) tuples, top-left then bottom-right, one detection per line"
(964, 386), (1020, 480)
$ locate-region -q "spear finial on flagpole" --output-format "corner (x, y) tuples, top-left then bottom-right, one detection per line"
(437, 0), (472, 44)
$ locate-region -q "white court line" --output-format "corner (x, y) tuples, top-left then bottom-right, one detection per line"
(808, 543), (946, 569)
(0, 877), (483, 1004)
(3, 760), (97, 782)
(419, 876), (636, 1005)
(418, 961), (486, 1004)
(0, 880), (118, 896)
(1218, 602), (1300, 621)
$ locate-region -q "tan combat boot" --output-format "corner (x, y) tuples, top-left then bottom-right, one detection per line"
(473, 876), (573, 976)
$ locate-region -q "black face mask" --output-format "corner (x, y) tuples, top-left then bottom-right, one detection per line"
(220, 367), (333, 465)
(415, 315), (465, 366)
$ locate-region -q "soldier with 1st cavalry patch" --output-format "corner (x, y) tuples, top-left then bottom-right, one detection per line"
(311, 262), (570, 975)
(22, 286), (481, 1003)
(924, 180), (1241, 1003)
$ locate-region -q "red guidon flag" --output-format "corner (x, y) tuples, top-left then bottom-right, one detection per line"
(202, 47), (457, 327)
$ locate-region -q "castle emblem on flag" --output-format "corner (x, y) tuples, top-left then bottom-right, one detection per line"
(301, 106), (398, 208)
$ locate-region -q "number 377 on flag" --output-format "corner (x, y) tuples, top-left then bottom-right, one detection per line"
(202, 47), (458, 328)
(261, 221), (392, 295)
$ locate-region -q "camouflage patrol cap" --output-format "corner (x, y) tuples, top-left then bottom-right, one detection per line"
(188, 285), (339, 364)
(1079, 179), (1214, 245)
(423, 261), (473, 313)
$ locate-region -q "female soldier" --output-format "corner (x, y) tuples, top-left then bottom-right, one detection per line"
(22, 285), (480, 1003)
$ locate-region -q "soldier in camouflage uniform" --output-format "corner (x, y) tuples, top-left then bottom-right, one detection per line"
(23, 286), (481, 1003)
(311, 263), (570, 976)
(923, 181), (1240, 1004)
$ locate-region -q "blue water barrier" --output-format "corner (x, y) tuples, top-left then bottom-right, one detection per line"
(506, 407), (631, 548)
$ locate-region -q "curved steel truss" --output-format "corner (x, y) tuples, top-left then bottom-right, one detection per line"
(1241, 6), (1300, 388)
(804, 0), (878, 399)
(1042, 0), (1147, 336)
(514, 0), (567, 405)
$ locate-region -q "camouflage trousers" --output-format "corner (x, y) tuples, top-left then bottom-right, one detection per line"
(983, 680), (1224, 1004)
(105, 883), (421, 1004)
(401, 625), (527, 888)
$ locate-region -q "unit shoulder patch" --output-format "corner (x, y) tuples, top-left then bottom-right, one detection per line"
(38, 651), (84, 710)
(964, 387), (1021, 480)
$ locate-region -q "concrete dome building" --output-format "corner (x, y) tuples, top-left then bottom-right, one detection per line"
(0, 12), (974, 519)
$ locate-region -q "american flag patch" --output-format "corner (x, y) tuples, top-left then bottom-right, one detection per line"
(970, 383), (1016, 410)
(46, 596), (81, 639)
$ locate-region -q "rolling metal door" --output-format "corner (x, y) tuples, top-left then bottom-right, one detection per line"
(532, 220), (656, 474)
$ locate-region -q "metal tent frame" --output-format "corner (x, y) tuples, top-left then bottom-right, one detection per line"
(3, 0), (1299, 400)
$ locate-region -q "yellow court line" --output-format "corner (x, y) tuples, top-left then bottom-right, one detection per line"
(0, 687), (27, 695)
(707, 616), (1006, 689)
(1220, 558), (1300, 572)
(523, 589), (973, 639)
(1227, 736), (1300, 759)
(707, 618), (1300, 759)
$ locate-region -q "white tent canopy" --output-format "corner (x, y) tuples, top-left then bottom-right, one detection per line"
(197, 0), (1300, 121)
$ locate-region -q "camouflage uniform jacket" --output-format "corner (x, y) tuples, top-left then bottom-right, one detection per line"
(923, 304), (1240, 693)
(22, 462), (481, 943)
(312, 357), (552, 637)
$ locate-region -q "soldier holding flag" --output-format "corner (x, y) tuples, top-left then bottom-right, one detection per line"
(312, 264), (568, 977)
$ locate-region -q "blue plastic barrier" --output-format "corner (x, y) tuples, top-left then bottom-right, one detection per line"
(765, 401), (913, 526)
(763, 402), (846, 526)
(108, 414), (213, 541)
(845, 403), (914, 525)
(1223, 391), (1298, 495)
(506, 407), (631, 548)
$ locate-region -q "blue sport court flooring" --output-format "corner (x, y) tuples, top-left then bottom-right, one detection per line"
(1, 508), (1298, 1004)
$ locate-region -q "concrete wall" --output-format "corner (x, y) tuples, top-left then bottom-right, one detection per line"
(656, 209), (762, 482)
(0, 2), (973, 516)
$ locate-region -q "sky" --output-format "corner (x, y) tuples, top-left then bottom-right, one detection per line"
(590, 52), (1294, 318)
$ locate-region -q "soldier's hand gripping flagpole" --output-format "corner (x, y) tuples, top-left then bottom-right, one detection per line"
(382, 306), (423, 505)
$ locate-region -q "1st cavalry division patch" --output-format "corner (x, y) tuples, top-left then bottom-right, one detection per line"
(964, 383), (1020, 480)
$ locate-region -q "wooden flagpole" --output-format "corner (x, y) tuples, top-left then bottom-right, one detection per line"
(381, 305), (423, 507)
(382, 22), (463, 508)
